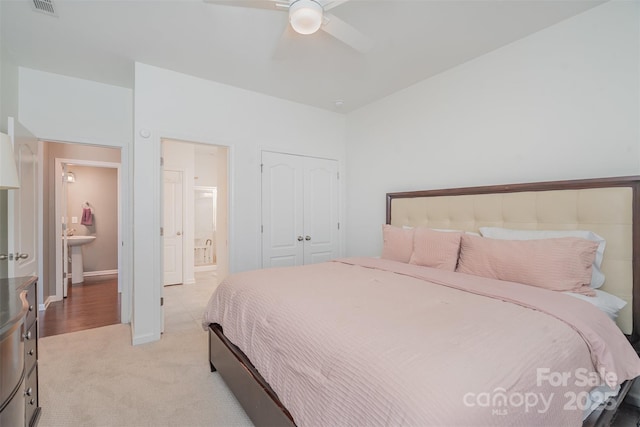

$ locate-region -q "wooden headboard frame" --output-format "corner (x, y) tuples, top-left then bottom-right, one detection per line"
(386, 176), (640, 343)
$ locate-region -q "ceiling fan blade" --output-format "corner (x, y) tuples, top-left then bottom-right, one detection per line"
(321, 13), (373, 53)
(321, 0), (350, 12)
(271, 25), (295, 60)
(202, 0), (289, 11)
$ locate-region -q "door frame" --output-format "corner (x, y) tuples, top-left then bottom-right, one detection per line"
(54, 158), (122, 301)
(149, 134), (231, 341)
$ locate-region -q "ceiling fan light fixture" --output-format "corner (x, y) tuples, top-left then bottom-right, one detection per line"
(289, 0), (323, 35)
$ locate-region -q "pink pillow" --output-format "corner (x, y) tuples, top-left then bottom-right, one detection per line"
(381, 225), (414, 263)
(409, 228), (462, 271)
(457, 234), (597, 295)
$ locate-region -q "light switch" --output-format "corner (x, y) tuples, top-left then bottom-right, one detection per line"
(71, 216), (78, 224)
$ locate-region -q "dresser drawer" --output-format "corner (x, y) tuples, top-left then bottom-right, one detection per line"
(0, 378), (25, 427)
(24, 365), (38, 427)
(23, 284), (37, 330)
(0, 322), (24, 406)
(24, 321), (37, 374)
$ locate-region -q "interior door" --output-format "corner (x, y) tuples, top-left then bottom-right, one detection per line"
(261, 151), (304, 268)
(163, 169), (183, 285)
(303, 157), (339, 264)
(7, 117), (39, 278)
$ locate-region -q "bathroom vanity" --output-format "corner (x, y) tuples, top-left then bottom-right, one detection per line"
(0, 276), (40, 427)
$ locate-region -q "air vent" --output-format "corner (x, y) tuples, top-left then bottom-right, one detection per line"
(32, 0), (57, 16)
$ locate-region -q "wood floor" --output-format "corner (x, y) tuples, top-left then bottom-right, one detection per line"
(39, 275), (120, 338)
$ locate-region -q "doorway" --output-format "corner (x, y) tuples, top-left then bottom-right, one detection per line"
(194, 186), (217, 272)
(161, 139), (229, 286)
(55, 160), (121, 298)
(160, 139), (229, 333)
(40, 141), (125, 337)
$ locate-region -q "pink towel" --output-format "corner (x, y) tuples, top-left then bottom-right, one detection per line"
(81, 207), (93, 226)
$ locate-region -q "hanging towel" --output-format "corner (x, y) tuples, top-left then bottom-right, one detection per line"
(81, 207), (93, 226)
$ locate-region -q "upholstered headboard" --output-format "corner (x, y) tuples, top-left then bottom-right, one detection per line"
(386, 176), (640, 339)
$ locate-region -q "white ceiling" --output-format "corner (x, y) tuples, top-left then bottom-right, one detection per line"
(1, 0), (605, 113)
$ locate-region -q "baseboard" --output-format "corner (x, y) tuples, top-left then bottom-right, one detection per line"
(84, 269), (118, 277)
(38, 295), (55, 312)
(132, 331), (160, 345)
(195, 264), (218, 272)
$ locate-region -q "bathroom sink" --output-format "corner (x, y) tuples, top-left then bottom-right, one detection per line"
(63, 236), (96, 285)
(64, 235), (96, 247)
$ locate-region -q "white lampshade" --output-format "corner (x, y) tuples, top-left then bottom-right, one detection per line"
(0, 132), (20, 189)
(289, 0), (323, 35)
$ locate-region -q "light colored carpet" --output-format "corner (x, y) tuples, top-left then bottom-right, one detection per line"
(38, 273), (254, 427)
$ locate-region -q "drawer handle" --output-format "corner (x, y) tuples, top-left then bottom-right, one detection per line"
(23, 331), (31, 340)
(28, 349), (34, 356)
(25, 387), (33, 397)
(29, 398), (35, 405)
(29, 305), (34, 312)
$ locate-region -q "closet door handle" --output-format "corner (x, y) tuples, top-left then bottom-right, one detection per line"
(176, 232), (182, 236)
(305, 236), (311, 241)
(297, 236), (303, 242)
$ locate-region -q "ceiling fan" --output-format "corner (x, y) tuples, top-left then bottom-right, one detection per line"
(204, 0), (373, 54)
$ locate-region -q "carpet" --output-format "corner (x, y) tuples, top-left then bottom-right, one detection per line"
(38, 281), (254, 426)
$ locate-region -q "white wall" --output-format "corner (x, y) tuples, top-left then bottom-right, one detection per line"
(1, 0), (19, 133)
(133, 63), (346, 344)
(1, 59), (18, 135)
(216, 148), (229, 281)
(195, 150), (217, 187)
(0, 38), (20, 279)
(345, 0), (640, 257)
(18, 68), (133, 146)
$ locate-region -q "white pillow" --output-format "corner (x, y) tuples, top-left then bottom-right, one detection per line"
(564, 289), (627, 321)
(403, 225), (480, 236)
(479, 227), (606, 288)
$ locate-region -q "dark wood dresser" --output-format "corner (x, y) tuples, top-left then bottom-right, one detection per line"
(0, 276), (41, 427)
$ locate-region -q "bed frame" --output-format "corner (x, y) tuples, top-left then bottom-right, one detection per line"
(209, 175), (640, 427)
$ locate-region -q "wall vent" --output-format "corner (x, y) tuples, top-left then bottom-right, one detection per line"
(32, 0), (57, 16)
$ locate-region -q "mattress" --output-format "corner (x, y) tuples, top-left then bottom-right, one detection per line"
(203, 257), (640, 426)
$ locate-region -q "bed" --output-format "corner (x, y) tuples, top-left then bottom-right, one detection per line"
(203, 175), (640, 426)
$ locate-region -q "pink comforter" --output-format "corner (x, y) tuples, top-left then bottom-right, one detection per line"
(203, 258), (640, 426)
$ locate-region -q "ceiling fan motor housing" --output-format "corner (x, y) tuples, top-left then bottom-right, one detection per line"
(289, 0), (323, 35)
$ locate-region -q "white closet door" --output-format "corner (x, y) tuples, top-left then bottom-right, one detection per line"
(261, 151), (339, 268)
(163, 170), (183, 285)
(261, 152), (304, 268)
(303, 156), (338, 264)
